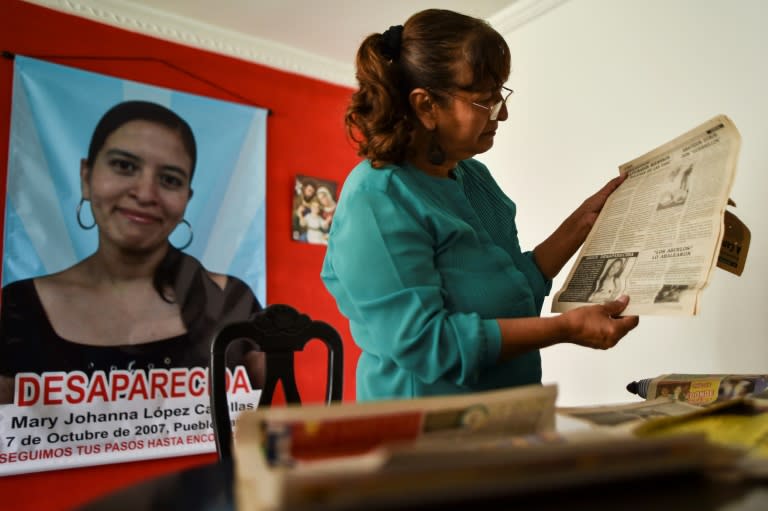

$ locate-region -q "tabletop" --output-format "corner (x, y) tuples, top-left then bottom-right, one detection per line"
(76, 459), (768, 511)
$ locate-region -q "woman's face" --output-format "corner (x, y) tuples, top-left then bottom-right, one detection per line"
(435, 67), (509, 161)
(81, 120), (193, 253)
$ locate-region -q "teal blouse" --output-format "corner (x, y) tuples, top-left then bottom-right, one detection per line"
(321, 158), (551, 401)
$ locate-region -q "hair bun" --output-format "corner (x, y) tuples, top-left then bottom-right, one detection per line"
(378, 25), (404, 61)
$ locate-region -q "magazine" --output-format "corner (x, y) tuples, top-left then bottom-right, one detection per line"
(552, 114), (745, 316)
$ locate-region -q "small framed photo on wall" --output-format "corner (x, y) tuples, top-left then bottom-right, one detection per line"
(292, 175), (338, 245)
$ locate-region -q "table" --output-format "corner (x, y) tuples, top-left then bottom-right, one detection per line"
(76, 461), (235, 511)
(76, 459), (768, 511)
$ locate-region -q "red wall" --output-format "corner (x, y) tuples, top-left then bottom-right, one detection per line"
(0, 1), (361, 509)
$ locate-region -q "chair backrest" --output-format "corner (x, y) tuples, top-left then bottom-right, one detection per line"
(209, 303), (344, 460)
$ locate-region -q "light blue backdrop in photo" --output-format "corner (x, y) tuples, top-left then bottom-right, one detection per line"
(4, 56), (267, 304)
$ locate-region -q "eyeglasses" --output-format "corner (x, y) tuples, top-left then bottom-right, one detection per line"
(438, 86), (514, 121)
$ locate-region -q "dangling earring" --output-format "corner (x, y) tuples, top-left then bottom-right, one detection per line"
(427, 130), (446, 166)
(171, 219), (194, 251)
(76, 198), (96, 230)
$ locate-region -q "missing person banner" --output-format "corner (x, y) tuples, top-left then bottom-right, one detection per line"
(3, 367), (259, 474)
(0, 57), (267, 475)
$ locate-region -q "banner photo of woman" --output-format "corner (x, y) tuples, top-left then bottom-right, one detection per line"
(0, 57), (267, 475)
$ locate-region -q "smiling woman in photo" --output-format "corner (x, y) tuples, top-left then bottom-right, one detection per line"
(0, 100), (262, 404)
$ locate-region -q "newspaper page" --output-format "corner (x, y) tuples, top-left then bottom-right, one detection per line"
(552, 115), (741, 316)
(557, 397), (705, 434)
(633, 398), (768, 479)
(562, 396), (768, 479)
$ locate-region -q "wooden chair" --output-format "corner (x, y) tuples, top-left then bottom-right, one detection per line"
(209, 304), (344, 460)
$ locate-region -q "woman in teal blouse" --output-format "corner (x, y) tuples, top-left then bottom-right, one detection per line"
(321, 9), (639, 401)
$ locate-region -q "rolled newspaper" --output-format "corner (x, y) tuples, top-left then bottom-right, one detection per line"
(626, 374), (768, 406)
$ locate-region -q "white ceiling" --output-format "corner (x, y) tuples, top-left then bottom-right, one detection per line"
(24, 0), (564, 86)
(123, 0), (518, 64)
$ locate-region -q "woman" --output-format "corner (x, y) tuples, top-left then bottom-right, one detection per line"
(0, 100), (262, 403)
(589, 257), (627, 303)
(321, 9), (639, 401)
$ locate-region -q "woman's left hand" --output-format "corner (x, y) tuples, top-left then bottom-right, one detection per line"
(534, 174), (626, 279)
(574, 174), (626, 233)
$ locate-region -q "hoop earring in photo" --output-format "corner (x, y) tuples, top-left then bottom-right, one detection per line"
(172, 219), (194, 251)
(76, 198), (96, 230)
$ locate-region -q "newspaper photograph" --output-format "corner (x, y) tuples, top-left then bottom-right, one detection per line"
(552, 114), (741, 315)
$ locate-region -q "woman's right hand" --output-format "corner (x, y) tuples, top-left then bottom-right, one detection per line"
(562, 295), (639, 350)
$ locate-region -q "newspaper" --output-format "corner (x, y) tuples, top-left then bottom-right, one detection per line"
(552, 114), (742, 316)
(560, 383), (768, 480)
(557, 397), (705, 434)
(235, 382), (557, 465)
(632, 398), (768, 479)
(232, 384), (735, 510)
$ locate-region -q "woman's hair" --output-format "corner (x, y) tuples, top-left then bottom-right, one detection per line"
(346, 9), (510, 167)
(86, 100), (197, 178)
(85, 100), (198, 303)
